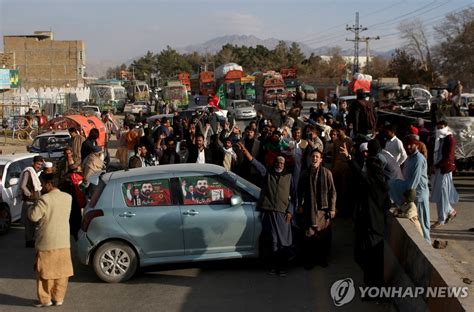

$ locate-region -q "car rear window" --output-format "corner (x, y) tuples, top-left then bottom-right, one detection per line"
(89, 179), (106, 208)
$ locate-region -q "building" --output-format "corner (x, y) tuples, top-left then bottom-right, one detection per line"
(2, 31), (85, 89)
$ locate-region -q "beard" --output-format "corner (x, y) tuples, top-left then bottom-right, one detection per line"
(274, 167), (283, 173)
(142, 190), (152, 196)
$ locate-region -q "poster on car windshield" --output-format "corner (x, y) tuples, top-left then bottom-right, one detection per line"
(180, 176), (233, 205)
(122, 179), (171, 207)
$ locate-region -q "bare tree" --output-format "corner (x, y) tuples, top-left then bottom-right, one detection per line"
(397, 18), (431, 71)
(432, 7), (474, 88)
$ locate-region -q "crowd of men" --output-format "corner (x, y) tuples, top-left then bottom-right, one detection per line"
(18, 87), (460, 306)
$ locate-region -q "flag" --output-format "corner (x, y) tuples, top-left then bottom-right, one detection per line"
(217, 84), (227, 109)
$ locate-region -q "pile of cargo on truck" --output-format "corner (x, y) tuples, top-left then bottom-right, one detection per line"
(215, 63), (245, 105)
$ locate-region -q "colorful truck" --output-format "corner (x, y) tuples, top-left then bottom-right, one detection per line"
(240, 75), (256, 103)
(256, 71), (287, 105)
(215, 63), (245, 102)
(162, 80), (189, 111)
(177, 72), (191, 93)
(199, 71), (216, 96)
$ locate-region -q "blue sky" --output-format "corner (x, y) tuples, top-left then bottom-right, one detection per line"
(1, 0), (472, 62)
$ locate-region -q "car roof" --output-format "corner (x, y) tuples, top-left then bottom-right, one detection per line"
(104, 163), (227, 181)
(0, 153), (39, 164)
(461, 93), (474, 97)
(82, 106), (100, 109)
(35, 130), (70, 138)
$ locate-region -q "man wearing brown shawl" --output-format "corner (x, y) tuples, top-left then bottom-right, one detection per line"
(297, 148), (336, 269)
(28, 173), (73, 307)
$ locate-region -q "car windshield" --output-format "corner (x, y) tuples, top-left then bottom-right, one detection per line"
(32, 135), (70, 151)
(82, 107), (98, 112)
(234, 101), (251, 108)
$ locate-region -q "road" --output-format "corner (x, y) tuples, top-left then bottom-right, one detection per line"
(0, 217), (390, 311)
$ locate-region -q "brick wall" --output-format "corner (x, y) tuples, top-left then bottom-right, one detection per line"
(3, 35), (85, 89)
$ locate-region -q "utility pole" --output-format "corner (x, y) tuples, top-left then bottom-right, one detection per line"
(360, 36), (380, 74)
(346, 12), (367, 74)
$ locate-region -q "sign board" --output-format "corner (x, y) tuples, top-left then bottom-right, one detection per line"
(0, 69), (10, 89)
(9, 70), (20, 88)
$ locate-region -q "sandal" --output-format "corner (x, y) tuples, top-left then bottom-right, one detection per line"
(446, 210), (457, 224)
(430, 222), (443, 229)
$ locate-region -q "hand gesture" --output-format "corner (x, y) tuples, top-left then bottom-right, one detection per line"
(339, 142), (349, 158)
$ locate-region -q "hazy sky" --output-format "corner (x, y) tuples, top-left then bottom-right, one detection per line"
(1, 0), (472, 62)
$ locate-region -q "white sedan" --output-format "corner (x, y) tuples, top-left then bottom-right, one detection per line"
(124, 101), (149, 114)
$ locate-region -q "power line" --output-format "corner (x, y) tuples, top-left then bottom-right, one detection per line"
(300, 0), (443, 46)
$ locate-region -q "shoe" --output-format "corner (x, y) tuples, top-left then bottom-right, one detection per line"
(446, 210), (457, 224)
(430, 222), (443, 229)
(278, 270), (287, 277)
(54, 301), (63, 306)
(33, 302), (52, 308)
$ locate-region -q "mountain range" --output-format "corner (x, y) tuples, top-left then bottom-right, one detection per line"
(86, 34), (394, 77)
(180, 34), (394, 57)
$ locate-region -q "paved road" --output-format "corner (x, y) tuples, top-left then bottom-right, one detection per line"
(0, 217), (390, 311)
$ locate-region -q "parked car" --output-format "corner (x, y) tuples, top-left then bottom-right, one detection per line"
(27, 130), (71, 161)
(81, 105), (102, 118)
(77, 164), (261, 282)
(460, 93), (474, 116)
(123, 101), (149, 114)
(71, 101), (88, 111)
(0, 153), (40, 234)
(302, 84), (317, 101)
(227, 100), (257, 120)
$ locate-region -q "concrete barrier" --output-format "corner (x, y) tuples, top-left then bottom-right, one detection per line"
(385, 214), (471, 311)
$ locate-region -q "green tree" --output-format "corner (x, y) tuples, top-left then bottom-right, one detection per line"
(272, 41), (289, 69)
(288, 42), (305, 69)
(388, 49), (420, 84)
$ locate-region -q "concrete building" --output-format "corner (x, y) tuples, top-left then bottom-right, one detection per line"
(2, 31), (85, 89)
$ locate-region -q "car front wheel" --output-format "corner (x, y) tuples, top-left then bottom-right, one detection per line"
(92, 241), (138, 283)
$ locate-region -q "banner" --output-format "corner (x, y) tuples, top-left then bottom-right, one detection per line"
(0, 69), (10, 89)
(9, 70), (20, 88)
(217, 84), (227, 109)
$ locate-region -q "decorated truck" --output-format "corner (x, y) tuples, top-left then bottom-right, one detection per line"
(215, 63), (245, 101)
(256, 71), (287, 105)
(162, 80), (189, 111)
(240, 75), (256, 103)
(177, 72), (191, 93)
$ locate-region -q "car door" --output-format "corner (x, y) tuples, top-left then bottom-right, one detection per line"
(114, 177), (184, 258)
(179, 175), (255, 256)
(3, 160), (26, 222)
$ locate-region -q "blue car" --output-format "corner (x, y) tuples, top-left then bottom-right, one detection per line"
(77, 164), (262, 283)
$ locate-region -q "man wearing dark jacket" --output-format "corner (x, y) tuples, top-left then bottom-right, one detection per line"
(159, 137), (181, 165)
(239, 142), (293, 276)
(187, 134), (213, 164)
(297, 148), (336, 269)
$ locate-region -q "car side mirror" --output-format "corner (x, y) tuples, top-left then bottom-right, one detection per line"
(9, 177), (19, 186)
(26, 145), (31, 152)
(230, 195), (243, 206)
